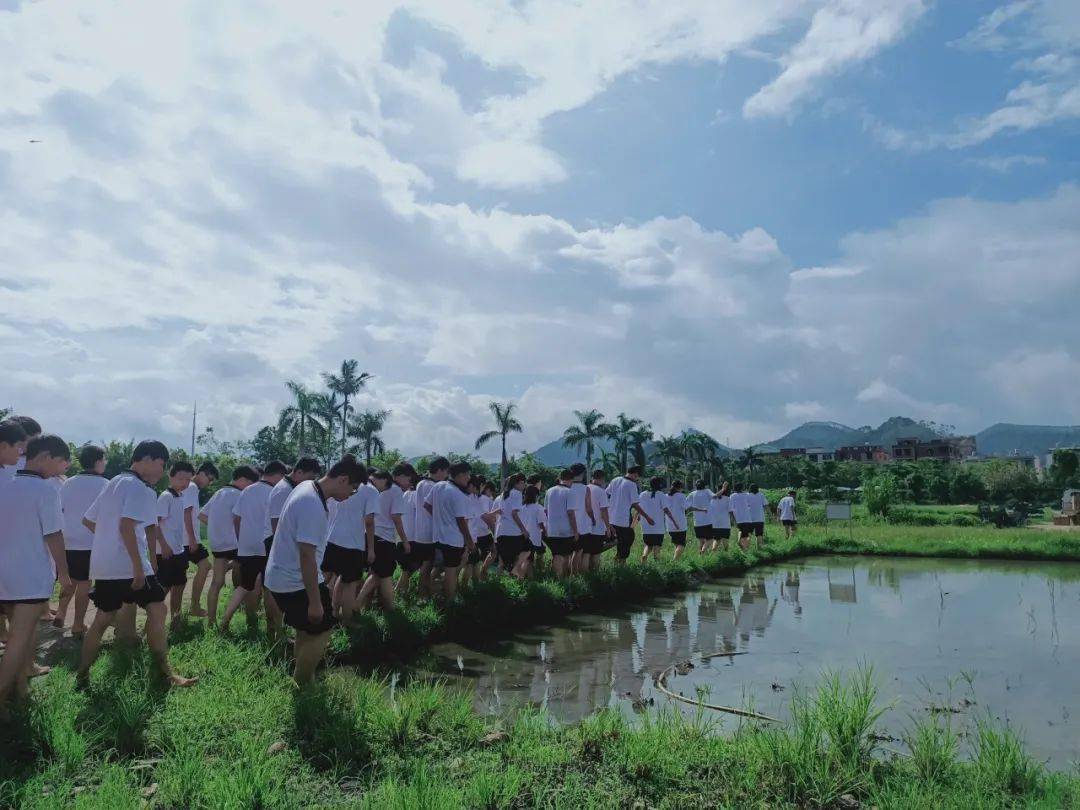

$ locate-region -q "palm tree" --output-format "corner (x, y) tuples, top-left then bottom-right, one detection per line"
(597, 448), (621, 479)
(278, 381), (325, 455)
(474, 401), (524, 486)
(311, 391), (343, 466)
(609, 413), (643, 471)
(629, 424), (654, 469)
(739, 445), (760, 483)
(322, 360), (373, 455)
(561, 409), (612, 477)
(654, 435), (684, 476)
(347, 409), (391, 466)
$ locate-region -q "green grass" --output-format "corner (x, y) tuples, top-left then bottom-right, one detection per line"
(5, 522), (1080, 807)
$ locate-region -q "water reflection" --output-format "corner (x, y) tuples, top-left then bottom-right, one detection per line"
(406, 556), (1080, 767)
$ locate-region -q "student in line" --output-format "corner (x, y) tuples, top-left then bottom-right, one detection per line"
(710, 482), (732, 551)
(79, 440), (196, 689)
(474, 480), (498, 579)
(264, 455), (366, 685)
(666, 480), (690, 560)
(55, 444), (108, 637)
(0, 435), (72, 711)
(544, 470), (579, 578)
(356, 469), (409, 612)
(199, 465), (258, 626)
(219, 461), (287, 634)
(520, 484), (546, 576)
(0, 415), (41, 482)
(426, 461), (475, 600)
(394, 464), (429, 596)
(580, 469), (611, 571)
(0, 420), (31, 645)
(639, 477), (675, 562)
(687, 480), (714, 553)
(607, 466), (652, 564)
(156, 462), (195, 629)
(729, 482), (753, 551)
(268, 457), (323, 538)
(184, 461), (218, 618)
(495, 473), (529, 578)
(777, 489), (798, 539)
(567, 463), (591, 574)
(322, 464), (376, 621)
(408, 457), (448, 598)
(748, 484), (768, 546)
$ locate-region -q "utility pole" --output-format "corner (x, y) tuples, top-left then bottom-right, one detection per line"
(191, 401), (197, 457)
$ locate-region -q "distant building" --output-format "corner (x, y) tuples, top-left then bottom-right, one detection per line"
(836, 445), (891, 464)
(892, 436), (977, 462)
(780, 448), (807, 458)
(805, 447), (835, 463)
(984, 453), (1039, 470)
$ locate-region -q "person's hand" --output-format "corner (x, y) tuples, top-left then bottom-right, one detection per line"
(645, 515), (655, 526)
(160, 545), (174, 559)
(367, 547), (375, 564)
(403, 541), (411, 555)
(307, 598), (324, 625)
(132, 571), (146, 591)
(187, 543), (198, 555)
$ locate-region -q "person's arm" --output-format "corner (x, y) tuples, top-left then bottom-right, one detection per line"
(663, 505), (677, 524)
(297, 543), (323, 625)
(120, 517), (147, 587)
(157, 515), (174, 558)
(392, 512), (409, 554)
(45, 530), (71, 590)
(184, 505), (199, 552)
(630, 502), (654, 525)
(365, 513), (376, 563)
(456, 516), (474, 551)
(482, 511), (498, 531)
(568, 508), (579, 541)
(585, 488), (594, 523)
(82, 517), (97, 533)
(600, 505), (611, 532)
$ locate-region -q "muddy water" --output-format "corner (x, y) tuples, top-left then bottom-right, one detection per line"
(408, 556), (1080, 767)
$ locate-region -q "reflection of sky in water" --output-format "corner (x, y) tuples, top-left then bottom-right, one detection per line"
(407, 556), (1080, 768)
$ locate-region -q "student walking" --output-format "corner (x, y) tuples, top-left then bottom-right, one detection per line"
(778, 490), (798, 539)
(687, 480), (713, 553)
(156, 462), (196, 629)
(544, 471), (578, 578)
(184, 462), (218, 618)
(473, 480), (498, 579)
(407, 458), (448, 598)
(426, 461), (475, 600)
(495, 473), (529, 578)
(520, 485), (546, 577)
(55, 444), (108, 637)
(748, 484), (768, 546)
(357, 469), (410, 612)
(607, 466), (652, 564)
(729, 483), (753, 551)
(567, 463), (591, 574)
(580, 470), (611, 571)
(666, 480), (690, 560)
(710, 482), (733, 551)
(321, 468), (377, 621)
(639, 477), (675, 562)
(198, 465), (259, 626)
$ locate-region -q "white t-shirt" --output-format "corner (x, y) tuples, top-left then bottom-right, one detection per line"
(778, 496), (796, 521)
(232, 479), (274, 556)
(471, 493), (493, 538)
(521, 502), (545, 547)
(0, 471), (63, 600)
(637, 490), (667, 535)
(569, 482), (589, 533)
(710, 494), (731, 529)
(88, 470), (159, 580)
(61, 473), (107, 551)
(688, 489), (713, 525)
(427, 480), (470, 547)
(0, 455), (25, 483)
(268, 476), (296, 522)
(606, 476), (640, 528)
(326, 483), (378, 550)
(264, 480), (330, 593)
(183, 481), (201, 543)
(401, 489), (417, 542)
(157, 489), (188, 554)
(729, 492), (753, 525)
(747, 491), (767, 522)
(375, 484), (406, 543)
(586, 484), (609, 535)
(412, 478), (436, 542)
(666, 491), (689, 532)
(495, 488), (524, 537)
(545, 485), (574, 537)
(201, 485), (242, 552)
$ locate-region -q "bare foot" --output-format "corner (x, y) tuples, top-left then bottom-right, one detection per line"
(168, 674), (198, 688)
(70, 626), (87, 638)
(30, 663), (52, 678)
(51, 615), (65, 629)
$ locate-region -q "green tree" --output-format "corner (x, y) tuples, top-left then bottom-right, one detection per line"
(609, 413), (644, 471)
(1051, 449), (1080, 488)
(348, 409), (391, 466)
(864, 473), (900, 519)
(561, 409), (612, 477)
(322, 360), (373, 455)
(738, 446), (760, 483)
(950, 465), (987, 503)
(278, 381), (324, 456)
(653, 434), (685, 476)
(250, 425), (293, 468)
(628, 424), (654, 469)
(474, 401), (523, 486)
(311, 391), (343, 466)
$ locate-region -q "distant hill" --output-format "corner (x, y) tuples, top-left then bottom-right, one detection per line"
(976, 423), (1080, 458)
(763, 417), (940, 451)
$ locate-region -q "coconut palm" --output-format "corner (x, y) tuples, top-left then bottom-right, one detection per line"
(561, 409), (612, 477)
(311, 391), (343, 466)
(739, 445), (760, 483)
(348, 409), (391, 466)
(629, 424), (654, 469)
(474, 401), (524, 486)
(654, 435), (685, 476)
(597, 448), (621, 479)
(609, 413), (643, 471)
(322, 360), (373, 455)
(278, 381), (325, 456)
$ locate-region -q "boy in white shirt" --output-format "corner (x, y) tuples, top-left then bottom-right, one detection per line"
(264, 455), (367, 684)
(0, 415), (40, 483)
(404, 457), (449, 599)
(710, 483), (732, 551)
(55, 444), (108, 636)
(638, 477), (676, 562)
(425, 461), (475, 600)
(156, 462), (195, 628)
(78, 440), (196, 689)
(184, 461), (218, 618)
(666, 481), (690, 560)
(606, 466), (653, 565)
(777, 489), (798, 539)
(544, 470), (579, 578)
(268, 457), (323, 537)
(198, 465), (258, 626)
(688, 480), (714, 553)
(567, 463), (592, 574)
(321, 466), (377, 622)
(520, 485), (546, 577)
(581, 470), (611, 572)
(356, 468), (410, 612)
(495, 473), (529, 577)
(748, 484), (768, 546)
(729, 483), (753, 551)
(0, 435), (71, 710)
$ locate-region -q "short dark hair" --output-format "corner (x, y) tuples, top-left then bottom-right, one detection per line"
(559, 468), (574, 481)
(524, 485), (540, 505)
(0, 420), (28, 445)
(591, 469), (606, 481)
(428, 456), (451, 474)
(26, 434), (70, 461)
(526, 474), (543, 484)
(292, 456), (323, 474)
(449, 461), (472, 478)
(788, 489), (797, 495)
(481, 482), (496, 495)
(263, 460), (289, 476)
(569, 462), (586, 476)
(392, 462), (417, 480)
(749, 483), (759, 493)
(170, 461), (195, 476)
(370, 468), (392, 484)
(627, 465), (643, 476)
(78, 444), (106, 470)
(132, 440), (169, 464)
(197, 461), (219, 479)
(232, 465), (259, 483)
(649, 476), (665, 492)
(695, 479), (707, 489)
(328, 454), (367, 484)
(11, 415), (42, 437)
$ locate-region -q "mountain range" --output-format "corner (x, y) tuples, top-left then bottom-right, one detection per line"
(528, 417), (1080, 466)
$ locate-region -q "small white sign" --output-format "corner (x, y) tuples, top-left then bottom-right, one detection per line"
(826, 502), (852, 521)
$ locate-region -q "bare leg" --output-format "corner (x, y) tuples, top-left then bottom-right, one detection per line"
(443, 566), (460, 601)
(673, 544), (684, 561)
(71, 583), (90, 635)
(293, 630), (331, 685)
(206, 559), (228, 626)
(342, 579), (365, 620)
(395, 569), (412, 596)
(0, 603), (44, 707)
(377, 578), (396, 612)
(189, 558), (210, 616)
(144, 602), (196, 687)
(168, 586), (184, 629)
(219, 587), (253, 631)
(115, 602), (138, 644)
(77, 608), (118, 682)
(262, 586), (282, 640)
(54, 582), (76, 630)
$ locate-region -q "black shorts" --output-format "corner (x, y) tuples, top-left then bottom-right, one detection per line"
(322, 542), (367, 583)
(695, 524), (713, 540)
(90, 576), (166, 613)
(189, 544), (210, 564)
(496, 534), (525, 567)
(737, 522), (753, 535)
(670, 531), (687, 546)
(0, 597), (49, 606)
(156, 551), (189, 588)
(66, 549), (92, 582)
(369, 540), (398, 579)
(237, 555), (267, 591)
(400, 542), (435, 573)
(614, 526), (636, 559)
(752, 522), (765, 537)
(435, 543), (464, 568)
(782, 519), (797, 527)
(580, 534), (605, 555)
(643, 533), (664, 548)
(476, 535), (494, 557)
(714, 527), (732, 539)
(270, 583), (336, 635)
(531, 543), (545, 556)
(212, 548), (238, 560)
(264, 536), (274, 556)
(544, 536), (574, 557)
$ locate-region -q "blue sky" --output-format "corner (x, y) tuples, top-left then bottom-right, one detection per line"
(1, 1), (1079, 457)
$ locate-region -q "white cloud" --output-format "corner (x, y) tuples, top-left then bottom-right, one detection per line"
(966, 153), (1048, 172)
(785, 401), (827, 420)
